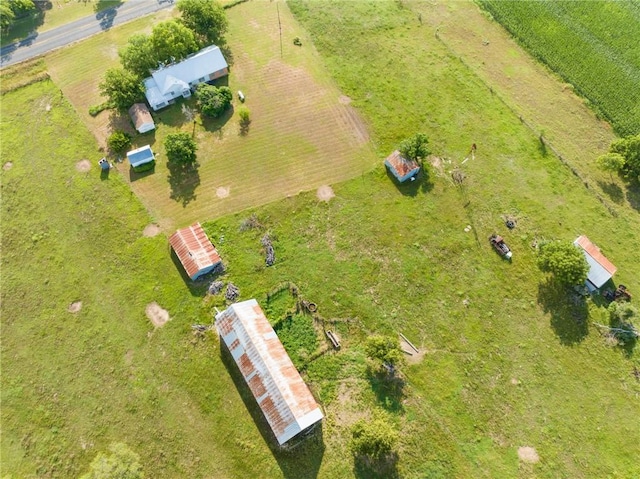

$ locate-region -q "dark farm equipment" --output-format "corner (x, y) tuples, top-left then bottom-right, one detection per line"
(490, 234), (512, 260)
(604, 284), (632, 302)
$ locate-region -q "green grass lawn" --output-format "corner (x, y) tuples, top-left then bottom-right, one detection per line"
(2, 0), (640, 478)
(45, 1), (377, 231)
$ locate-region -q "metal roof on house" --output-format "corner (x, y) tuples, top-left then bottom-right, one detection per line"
(128, 103), (155, 132)
(126, 145), (155, 168)
(150, 45), (228, 95)
(215, 300), (323, 445)
(574, 235), (617, 288)
(169, 223), (221, 280)
(384, 150), (420, 181)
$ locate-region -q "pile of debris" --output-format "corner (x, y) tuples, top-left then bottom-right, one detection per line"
(225, 282), (240, 302)
(208, 280), (225, 295)
(261, 234), (275, 266)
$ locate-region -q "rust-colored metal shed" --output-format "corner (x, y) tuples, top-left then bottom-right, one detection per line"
(384, 150), (420, 182)
(169, 223), (221, 280)
(215, 299), (323, 445)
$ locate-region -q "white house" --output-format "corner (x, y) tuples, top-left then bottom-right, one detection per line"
(215, 300), (324, 445)
(144, 45), (229, 111)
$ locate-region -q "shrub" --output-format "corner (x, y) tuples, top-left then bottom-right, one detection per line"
(350, 417), (398, 460)
(89, 102), (112, 117)
(237, 106), (251, 127)
(107, 131), (132, 155)
(165, 132), (197, 164)
(196, 84), (233, 118)
(608, 302), (639, 345)
(365, 335), (404, 376)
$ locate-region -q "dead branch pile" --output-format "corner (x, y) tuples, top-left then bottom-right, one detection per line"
(225, 283), (240, 302)
(240, 214), (263, 231)
(208, 281), (225, 295)
(261, 234), (275, 266)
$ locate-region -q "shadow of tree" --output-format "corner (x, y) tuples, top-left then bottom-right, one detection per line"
(201, 105), (234, 133)
(626, 182), (640, 212)
(366, 368), (405, 413)
(537, 279), (589, 345)
(354, 453), (400, 479)
(384, 165), (433, 197)
(95, 0), (123, 30)
(219, 340), (325, 479)
(167, 160), (200, 207)
(597, 180), (624, 204)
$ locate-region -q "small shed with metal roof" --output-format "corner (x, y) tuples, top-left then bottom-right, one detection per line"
(384, 150), (420, 182)
(215, 299), (323, 445)
(126, 145), (155, 169)
(169, 223), (221, 280)
(128, 103), (155, 133)
(574, 235), (617, 291)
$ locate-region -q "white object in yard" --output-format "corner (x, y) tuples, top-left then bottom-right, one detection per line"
(238, 90), (245, 102)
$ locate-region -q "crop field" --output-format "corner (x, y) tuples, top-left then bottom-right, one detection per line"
(45, 1), (377, 231)
(2, 0), (640, 478)
(477, 0), (640, 138)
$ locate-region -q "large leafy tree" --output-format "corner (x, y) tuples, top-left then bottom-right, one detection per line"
(196, 84), (232, 118)
(1, 0), (35, 32)
(119, 34), (157, 79)
(177, 0), (228, 46)
(606, 134), (640, 182)
(399, 133), (430, 164)
(165, 132), (198, 164)
(537, 240), (589, 286)
(151, 19), (199, 66)
(80, 442), (144, 479)
(596, 152), (626, 178)
(99, 67), (145, 110)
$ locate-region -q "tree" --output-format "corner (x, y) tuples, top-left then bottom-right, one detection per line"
(196, 84), (232, 118)
(605, 134), (640, 182)
(237, 106), (250, 128)
(165, 132), (197, 164)
(365, 335), (404, 374)
(399, 133), (430, 164)
(1, 0), (35, 32)
(80, 442), (144, 479)
(596, 152), (625, 178)
(150, 19), (199, 66)
(99, 68), (145, 110)
(537, 240), (588, 286)
(350, 417), (398, 461)
(107, 131), (132, 155)
(177, 0), (228, 46)
(119, 34), (157, 79)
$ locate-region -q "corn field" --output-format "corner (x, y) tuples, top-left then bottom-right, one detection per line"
(478, 0), (640, 137)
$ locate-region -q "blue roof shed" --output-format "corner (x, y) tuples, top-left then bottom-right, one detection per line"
(127, 145), (155, 168)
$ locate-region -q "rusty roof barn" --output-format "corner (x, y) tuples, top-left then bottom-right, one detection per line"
(169, 223), (221, 280)
(385, 150), (420, 183)
(215, 299), (323, 445)
(574, 235), (617, 290)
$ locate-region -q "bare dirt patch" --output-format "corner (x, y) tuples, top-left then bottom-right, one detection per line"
(518, 446), (540, 464)
(67, 301), (82, 313)
(339, 95), (352, 105)
(75, 160), (91, 172)
(146, 302), (170, 328)
(143, 224), (162, 237)
(331, 381), (369, 427)
(124, 349), (134, 366)
(216, 186), (230, 198)
(3, 162), (13, 171)
(317, 185), (335, 202)
(400, 335), (426, 365)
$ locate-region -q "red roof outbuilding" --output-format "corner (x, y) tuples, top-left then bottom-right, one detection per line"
(169, 223), (221, 280)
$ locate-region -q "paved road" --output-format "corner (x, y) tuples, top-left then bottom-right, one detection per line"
(1, 0), (174, 68)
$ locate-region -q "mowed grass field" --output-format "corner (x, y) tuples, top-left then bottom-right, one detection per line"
(2, 1), (640, 478)
(46, 1), (377, 231)
(477, 0), (640, 138)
